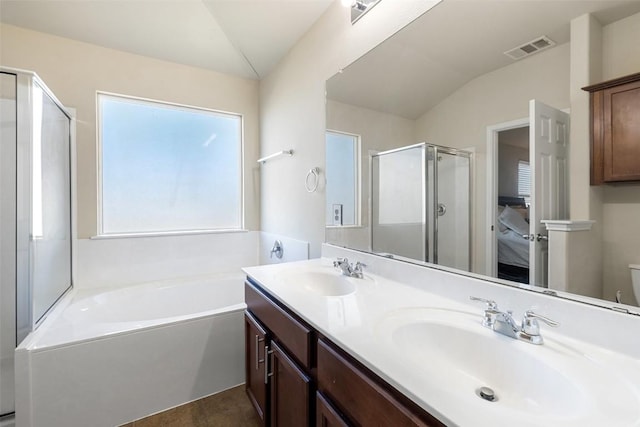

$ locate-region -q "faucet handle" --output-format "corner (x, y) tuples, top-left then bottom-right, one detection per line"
(270, 240), (283, 259)
(333, 257), (348, 267)
(469, 296), (498, 310)
(470, 296), (499, 327)
(521, 310), (559, 336)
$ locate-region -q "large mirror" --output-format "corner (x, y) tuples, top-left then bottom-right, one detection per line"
(325, 0), (640, 311)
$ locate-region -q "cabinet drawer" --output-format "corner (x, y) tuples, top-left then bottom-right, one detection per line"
(316, 391), (349, 427)
(245, 280), (313, 369)
(317, 339), (443, 427)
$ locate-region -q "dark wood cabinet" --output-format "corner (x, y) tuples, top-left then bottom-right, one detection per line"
(270, 341), (311, 426)
(245, 280), (314, 427)
(244, 278), (443, 427)
(316, 392), (349, 427)
(316, 339), (444, 427)
(583, 72), (640, 184)
(245, 311), (269, 425)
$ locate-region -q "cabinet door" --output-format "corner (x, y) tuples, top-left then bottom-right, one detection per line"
(270, 341), (311, 427)
(245, 311), (269, 425)
(316, 392), (349, 427)
(603, 80), (640, 182)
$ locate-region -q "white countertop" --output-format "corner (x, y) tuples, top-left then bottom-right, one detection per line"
(243, 256), (640, 427)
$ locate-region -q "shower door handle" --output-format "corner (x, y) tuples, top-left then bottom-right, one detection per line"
(437, 203), (447, 216)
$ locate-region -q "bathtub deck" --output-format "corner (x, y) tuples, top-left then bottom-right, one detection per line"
(120, 385), (259, 427)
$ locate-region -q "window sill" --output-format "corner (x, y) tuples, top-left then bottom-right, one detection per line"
(91, 229), (250, 240)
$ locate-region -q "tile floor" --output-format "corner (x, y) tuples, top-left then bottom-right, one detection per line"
(121, 385), (261, 427)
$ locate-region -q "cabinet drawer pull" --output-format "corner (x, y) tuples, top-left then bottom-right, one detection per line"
(255, 335), (265, 370)
(265, 347), (274, 385)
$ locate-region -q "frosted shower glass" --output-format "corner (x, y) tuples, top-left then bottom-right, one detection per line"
(371, 145), (426, 261)
(31, 82), (72, 324)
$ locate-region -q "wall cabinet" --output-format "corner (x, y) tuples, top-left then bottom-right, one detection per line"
(244, 278), (444, 427)
(583, 72), (640, 185)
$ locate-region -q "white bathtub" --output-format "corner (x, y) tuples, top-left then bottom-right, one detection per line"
(15, 273), (247, 427)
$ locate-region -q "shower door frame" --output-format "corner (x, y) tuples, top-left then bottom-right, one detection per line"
(13, 69), (74, 340)
(1, 67), (74, 417)
(369, 142), (472, 269)
(429, 144), (473, 270)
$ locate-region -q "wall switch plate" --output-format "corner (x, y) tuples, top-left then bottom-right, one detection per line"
(332, 204), (343, 226)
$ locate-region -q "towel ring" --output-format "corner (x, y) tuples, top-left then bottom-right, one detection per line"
(305, 167), (320, 193)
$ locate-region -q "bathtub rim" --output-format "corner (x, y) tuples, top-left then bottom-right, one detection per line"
(17, 271), (248, 353)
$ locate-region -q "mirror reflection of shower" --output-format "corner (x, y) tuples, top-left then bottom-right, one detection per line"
(371, 143), (471, 271)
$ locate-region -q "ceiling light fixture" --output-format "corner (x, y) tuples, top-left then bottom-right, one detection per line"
(346, 0), (382, 24)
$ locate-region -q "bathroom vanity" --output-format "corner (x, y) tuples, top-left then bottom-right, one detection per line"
(244, 279), (442, 426)
(243, 245), (640, 427)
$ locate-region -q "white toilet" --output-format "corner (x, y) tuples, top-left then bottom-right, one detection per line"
(629, 264), (640, 305)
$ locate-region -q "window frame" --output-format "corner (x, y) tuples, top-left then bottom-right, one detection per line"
(517, 159), (531, 204)
(325, 129), (362, 228)
(96, 91), (245, 237)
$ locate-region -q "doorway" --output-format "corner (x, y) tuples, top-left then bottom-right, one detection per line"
(496, 125), (531, 284)
(486, 100), (570, 287)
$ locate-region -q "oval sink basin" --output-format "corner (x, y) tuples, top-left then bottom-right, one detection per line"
(299, 272), (356, 296)
(276, 267), (364, 296)
(375, 307), (640, 425)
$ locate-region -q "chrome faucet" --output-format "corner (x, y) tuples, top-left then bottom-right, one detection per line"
(470, 296), (559, 345)
(333, 257), (366, 279)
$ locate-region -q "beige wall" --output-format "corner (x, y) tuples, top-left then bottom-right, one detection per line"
(600, 11), (640, 304)
(325, 99), (415, 251)
(0, 23), (260, 238)
(413, 43), (570, 274)
(259, 0), (440, 258)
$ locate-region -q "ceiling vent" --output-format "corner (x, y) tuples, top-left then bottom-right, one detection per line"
(504, 36), (556, 60)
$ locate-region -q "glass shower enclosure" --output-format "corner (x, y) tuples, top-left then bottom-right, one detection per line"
(371, 143), (471, 271)
(0, 68), (72, 417)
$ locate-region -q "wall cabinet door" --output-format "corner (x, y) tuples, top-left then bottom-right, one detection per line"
(584, 72), (640, 184)
(603, 79), (640, 182)
(245, 311), (269, 425)
(270, 340), (311, 427)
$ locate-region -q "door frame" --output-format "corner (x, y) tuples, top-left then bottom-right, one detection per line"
(485, 117), (529, 278)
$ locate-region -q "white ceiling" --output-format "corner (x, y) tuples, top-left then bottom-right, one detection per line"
(0, 0), (334, 79)
(327, 0), (640, 119)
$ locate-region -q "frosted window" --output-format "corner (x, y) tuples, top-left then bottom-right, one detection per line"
(326, 131), (359, 226)
(98, 94), (242, 234)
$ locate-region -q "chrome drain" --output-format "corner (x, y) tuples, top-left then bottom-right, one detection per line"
(476, 386), (497, 402)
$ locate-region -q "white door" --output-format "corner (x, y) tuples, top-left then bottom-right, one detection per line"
(529, 99), (569, 286)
